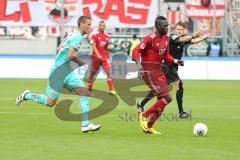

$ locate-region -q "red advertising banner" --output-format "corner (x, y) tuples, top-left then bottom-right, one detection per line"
(0, 0), (158, 28)
(186, 0), (225, 19)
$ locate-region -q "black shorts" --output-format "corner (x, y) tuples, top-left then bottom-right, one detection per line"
(162, 63), (180, 84)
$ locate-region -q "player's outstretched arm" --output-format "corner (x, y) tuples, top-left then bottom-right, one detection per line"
(191, 33), (210, 44)
(177, 30), (203, 43)
(68, 47), (85, 66)
(177, 35), (194, 43)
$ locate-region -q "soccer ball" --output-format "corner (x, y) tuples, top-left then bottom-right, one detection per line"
(193, 123), (208, 136)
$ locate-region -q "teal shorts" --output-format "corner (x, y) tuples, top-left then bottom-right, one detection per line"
(46, 71), (85, 100)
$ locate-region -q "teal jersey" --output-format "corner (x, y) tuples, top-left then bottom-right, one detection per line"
(54, 32), (84, 69)
(47, 31), (85, 97)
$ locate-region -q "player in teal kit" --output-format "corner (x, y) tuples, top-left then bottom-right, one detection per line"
(15, 16), (101, 133)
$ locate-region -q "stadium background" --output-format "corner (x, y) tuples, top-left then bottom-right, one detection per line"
(0, 0), (240, 80)
(0, 1), (240, 160)
(0, 0), (240, 79)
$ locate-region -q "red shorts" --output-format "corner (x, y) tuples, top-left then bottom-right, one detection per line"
(142, 69), (170, 99)
(90, 56), (111, 72)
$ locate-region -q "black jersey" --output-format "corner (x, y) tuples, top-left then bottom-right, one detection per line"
(165, 34), (190, 69)
(169, 34), (185, 59)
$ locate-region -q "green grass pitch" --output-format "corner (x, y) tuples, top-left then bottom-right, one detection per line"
(0, 80), (240, 160)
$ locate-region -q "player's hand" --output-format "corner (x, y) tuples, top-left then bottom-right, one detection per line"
(193, 30), (203, 38)
(177, 60), (184, 66)
(202, 33), (211, 39)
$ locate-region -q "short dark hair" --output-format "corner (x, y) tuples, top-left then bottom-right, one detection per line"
(77, 16), (91, 27)
(99, 20), (105, 25)
(175, 21), (185, 28)
(133, 34), (137, 39)
(155, 16), (167, 28)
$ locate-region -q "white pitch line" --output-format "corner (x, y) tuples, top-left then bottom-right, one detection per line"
(226, 116), (240, 119)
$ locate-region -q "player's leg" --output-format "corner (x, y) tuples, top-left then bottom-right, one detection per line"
(136, 63), (171, 113)
(102, 59), (116, 95)
(173, 80), (182, 112)
(88, 57), (101, 92)
(65, 73), (101, 133)
(73, 88), (101, 133)
(136, 91), (154, 113)
(139, 71), (171, 134)
(16, 66), (67, 107)
(164, 65), (190, 119)
(138, 63), (172, 118)
(173, 79), (190, 119)
(142, 95), (172, 134)
(16, 84), (59, 107)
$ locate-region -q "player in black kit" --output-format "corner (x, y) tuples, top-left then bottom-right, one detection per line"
(136, 21), (210, 119)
